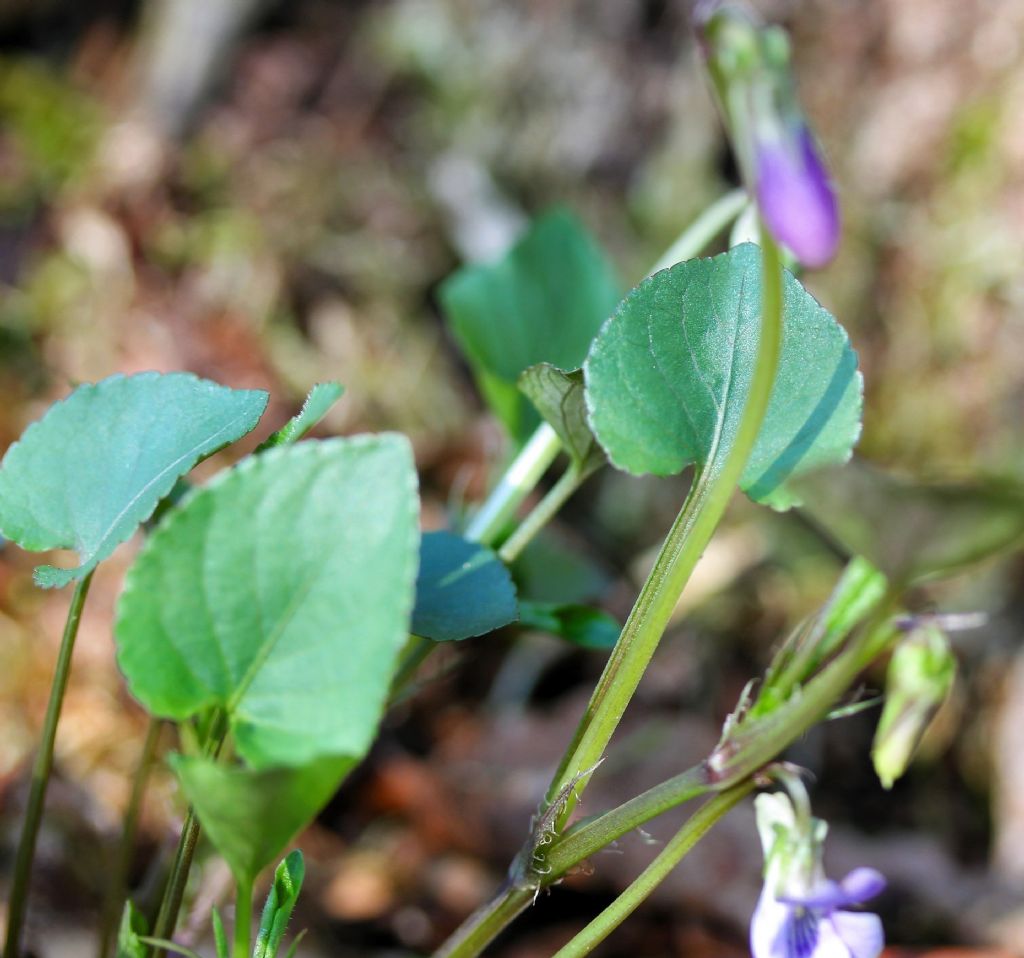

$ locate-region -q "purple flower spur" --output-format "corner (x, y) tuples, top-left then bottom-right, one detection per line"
(751, 866), (886, 958)
(755, 125), (840, 269)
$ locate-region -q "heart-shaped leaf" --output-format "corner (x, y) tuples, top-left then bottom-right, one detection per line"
(440, 209), (621, 440)
(0, 372), (268, 587)
(795, 460), (1024, 582)
(518, 364), (605, 478)
(255, 382), (344, 452)
(584, 243), (862, 509)
(172, 754), (352, 884)
(116, 436), (419, 769)
(413, 531), (518, 642)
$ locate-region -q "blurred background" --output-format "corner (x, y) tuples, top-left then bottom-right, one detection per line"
(0, 0), (1023, 955)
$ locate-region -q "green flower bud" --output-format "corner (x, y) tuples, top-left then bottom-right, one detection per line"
(872, 624), (956, 789)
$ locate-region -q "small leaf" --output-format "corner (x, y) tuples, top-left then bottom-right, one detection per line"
(256, 382), (344, 452)
(795, 460), (1024, 582)
(584, 243), (862, 508)
(255, 850), (305, 958)
(413, 531), (518, 642)
(212, 909), (229, 958)
(511, 532), (609, 605)
(518, 600), (620, 650)
(0, 372), (268, 587)
(518, 364), (605, 478)
(116, 437), (419, 769)
(116, 901), (148, 958)
(173, 753), (351, 886)
(440, 209), (621, 440)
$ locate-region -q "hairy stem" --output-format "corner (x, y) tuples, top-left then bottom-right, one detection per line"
(4, 570), (95, 958)
(544, 231), (784, 825)
(549, 783), (755, 958)
(98, 717), (164, 958)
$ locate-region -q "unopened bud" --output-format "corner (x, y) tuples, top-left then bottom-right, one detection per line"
(872, 624), (956, 789)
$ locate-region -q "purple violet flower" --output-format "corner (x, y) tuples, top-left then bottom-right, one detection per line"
(753, 792), (885, 958)
(755, 125), (840, 269)
(752, 866), (886, 958)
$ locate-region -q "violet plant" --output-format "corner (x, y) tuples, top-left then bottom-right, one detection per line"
(0, 3), (1022, 958)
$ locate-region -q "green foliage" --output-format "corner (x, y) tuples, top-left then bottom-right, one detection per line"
(414, 531), (518, 641)
(115, 901), (148, 958)
(518, 364), (605, 478)
(440, 209), (621, 440)
(173, 756), (348, 886)
(795, 460), (1024, 582)
(518, 601), (620, 650)
(0, 372), (268, 588)
(115, 436), (419, 769)
(254, 850), (305, 958)
(584, 244), (862, 508)
(256, 382), (345, 452)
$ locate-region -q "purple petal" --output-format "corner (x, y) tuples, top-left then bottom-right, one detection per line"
(825, 911), (885, 958)
(779, 868), (885, 911)
(755, 127), (840, 268)
(751, 887), (794, 958)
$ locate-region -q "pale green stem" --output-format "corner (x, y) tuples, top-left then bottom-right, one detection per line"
(233, 877), (253, 958)
(5, 570), (95, 958)
(646, 188), (748, 275)
(549, 784), (754, 958)
(544, 229), (784, 825)
(431, 883), (535, 958)
(98, 717), (164, 958)
(464, 422), (562, 545)
(498, 464), (585, 564)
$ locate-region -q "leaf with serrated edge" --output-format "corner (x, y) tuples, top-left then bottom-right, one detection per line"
(116, 436), (419, 769)
(256, 382), (344, 452)
(584, 243), (862, 509)
(0, 372), (268, 588)
(519, 364), (605, 478)
(173, 754), (351, 885)
(413, 531), (518, 641)
(440, 209), (621, 440)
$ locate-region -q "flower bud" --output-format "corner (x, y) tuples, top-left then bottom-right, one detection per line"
(694, 1), (840, 267)
(872, 624), (957, 790)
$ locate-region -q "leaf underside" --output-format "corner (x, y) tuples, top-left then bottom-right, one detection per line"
(584, 243), (862, 509)
(0, 371), (268, 587)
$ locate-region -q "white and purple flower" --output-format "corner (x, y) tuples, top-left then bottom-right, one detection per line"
(752, 792), (886, 958)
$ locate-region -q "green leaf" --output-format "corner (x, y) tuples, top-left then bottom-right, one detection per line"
(212, 909), (229, 958)
(255, 382), (344, 452)
(584, 244), (862, 508)
(440, 209), (621, 440)
(518, 600), (620, 650)
(413, 531), (518, 641)
(255, 850), (305, 958)
(0, 372), (268, 588)
(116, 900), (148, 958)
(795, 460), (1024, 582)
(511, 532), (609, 605)
(116, 436), (419, 769)
(518, 364), (605, 478)
(173, 754), (352, 885)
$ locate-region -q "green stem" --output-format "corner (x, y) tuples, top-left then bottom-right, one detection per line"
(541, 764), (711, 878)
(544, 231), (784, 824)
(549, 783), (754, 958)
(432, 883), (535, 958)
(4, 570), (95, 958)
(233, 877), (253, 958)
(98, 718), (164, 958)
(498, 464), (585, 564)
(646, 188), (748, 276)
(149, 711), (228, 956)
(464, 423), (562, 545)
